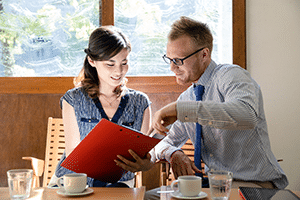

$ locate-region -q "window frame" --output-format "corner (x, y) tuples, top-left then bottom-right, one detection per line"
(0, 0), (245, 94)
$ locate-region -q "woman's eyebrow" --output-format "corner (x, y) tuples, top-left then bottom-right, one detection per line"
(107, 58), (127, 62)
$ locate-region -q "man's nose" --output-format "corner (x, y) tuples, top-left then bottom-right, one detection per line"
(170, 61), (178, 72)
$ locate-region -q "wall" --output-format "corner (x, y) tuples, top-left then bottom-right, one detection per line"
(0, 93), (62, 187)
(0, 76), (187, 189)
(247, 0), (300, 190)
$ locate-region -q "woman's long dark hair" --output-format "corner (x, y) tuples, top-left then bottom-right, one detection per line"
(74, 26), (131, 99)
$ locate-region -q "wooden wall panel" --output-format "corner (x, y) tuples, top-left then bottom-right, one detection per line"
(0, 80), (187, 187)
(0, 93), (63, 187)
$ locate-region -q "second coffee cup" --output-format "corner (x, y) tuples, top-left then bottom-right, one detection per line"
(171, 175), (202, 197)
(57, 173), (87, 193)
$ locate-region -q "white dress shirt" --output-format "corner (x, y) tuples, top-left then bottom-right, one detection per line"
(154, 60), (288, 189)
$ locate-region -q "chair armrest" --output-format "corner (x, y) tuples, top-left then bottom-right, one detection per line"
(22, 157), (45, 177)
(135, 171), (143, 188)
(157, 160), (171, 186)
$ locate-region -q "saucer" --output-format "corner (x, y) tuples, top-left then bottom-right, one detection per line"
(57, 188), (94, 196)
(171, 191), (208, 199)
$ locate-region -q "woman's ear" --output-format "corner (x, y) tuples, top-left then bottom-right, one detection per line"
(87, 56), (95, 67)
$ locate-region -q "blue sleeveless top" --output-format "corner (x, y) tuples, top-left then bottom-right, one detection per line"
(55, 87), (151, 187)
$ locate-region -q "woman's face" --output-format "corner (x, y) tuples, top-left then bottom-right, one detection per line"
(88, 49), (129, 91)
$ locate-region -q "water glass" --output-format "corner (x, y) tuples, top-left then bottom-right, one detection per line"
(7, 169), (33, 199)
(208, 170), (233, 200)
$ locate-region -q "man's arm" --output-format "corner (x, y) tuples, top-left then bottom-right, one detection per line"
(177, 67), (260, 130)
(148, 102), (178, 135)
(151, 67), (260, 133)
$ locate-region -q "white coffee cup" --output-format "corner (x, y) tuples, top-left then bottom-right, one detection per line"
(57, 173), (87, 193)
(171, 175), (202, 197)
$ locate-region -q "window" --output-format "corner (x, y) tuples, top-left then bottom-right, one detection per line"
(0, 0), (245, 93)
(0, 0), (99, 77)
(115, 0), (232, 76)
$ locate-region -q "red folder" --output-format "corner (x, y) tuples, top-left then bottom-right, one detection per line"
(61, 118), (160, 183)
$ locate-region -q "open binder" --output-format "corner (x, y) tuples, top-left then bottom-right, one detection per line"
(61, 118), (160, 183)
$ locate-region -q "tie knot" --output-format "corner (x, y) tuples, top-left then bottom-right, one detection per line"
(194, 85), (204, 101)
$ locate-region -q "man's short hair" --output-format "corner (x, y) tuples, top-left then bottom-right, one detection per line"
(168, 16), (213, 52)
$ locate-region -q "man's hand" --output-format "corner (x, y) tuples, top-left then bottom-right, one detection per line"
(170, 151), (202, 179)
(114, 150), (154, 172)
(147, 102), (178, 136)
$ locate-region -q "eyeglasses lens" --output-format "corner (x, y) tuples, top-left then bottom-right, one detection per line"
(163, 55), (183, 66)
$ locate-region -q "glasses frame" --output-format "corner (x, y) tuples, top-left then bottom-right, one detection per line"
(162, 47), (205, 66)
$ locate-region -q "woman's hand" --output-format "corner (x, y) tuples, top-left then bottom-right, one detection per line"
(114, 150), (154, 172)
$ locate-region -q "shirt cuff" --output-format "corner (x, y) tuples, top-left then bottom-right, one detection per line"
(177, 101), (199, 123)
(149, 148), (156, 163)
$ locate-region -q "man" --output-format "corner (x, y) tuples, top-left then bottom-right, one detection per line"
(145, 16), (288, 198)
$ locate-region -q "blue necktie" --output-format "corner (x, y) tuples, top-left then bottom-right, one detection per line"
(194, 85), (204, 177)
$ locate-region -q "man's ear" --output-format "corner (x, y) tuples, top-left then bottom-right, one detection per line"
(202, 48), (210, 58)
(201, 48), (211, 63)
(87, 56), (95, 67)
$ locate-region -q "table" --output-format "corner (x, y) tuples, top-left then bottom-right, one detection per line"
(159, 186), (300, 200)
(1, 186), (299, 200)
(0, 187), (145, 200)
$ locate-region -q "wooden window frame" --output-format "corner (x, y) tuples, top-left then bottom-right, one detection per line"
(0, 0), (245, 94)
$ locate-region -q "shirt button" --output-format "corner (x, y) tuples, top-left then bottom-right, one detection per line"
(184, 116), (189, 121)
(208, 121), (213, 125)
(89, 120), (91, 122)
(210, 154), (213, 157)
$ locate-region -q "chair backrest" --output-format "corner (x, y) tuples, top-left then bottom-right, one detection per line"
(43, 117), (65, 187)
(181, 139), (195, 162)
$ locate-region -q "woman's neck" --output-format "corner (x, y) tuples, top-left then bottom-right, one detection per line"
(99, 85), (117, 98)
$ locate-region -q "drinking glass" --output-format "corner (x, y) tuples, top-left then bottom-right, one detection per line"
(208, 170), (233, 200)
(7, 169), (33, 199)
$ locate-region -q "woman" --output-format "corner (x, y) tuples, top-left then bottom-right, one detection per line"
(54, 26), (153, 188)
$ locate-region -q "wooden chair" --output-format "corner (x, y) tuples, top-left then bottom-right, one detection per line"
(23, 117), (65, 187)
(159, 139), (207, 186)
(23, 117), (142, 188)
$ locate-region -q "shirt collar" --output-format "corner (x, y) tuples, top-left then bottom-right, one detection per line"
(193, 60), (217, 87)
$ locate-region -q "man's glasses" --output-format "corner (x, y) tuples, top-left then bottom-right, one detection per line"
(162, 47), (205, 66)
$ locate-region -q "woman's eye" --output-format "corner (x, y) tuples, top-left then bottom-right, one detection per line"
(107, 64), (114, 67)
(122, 62), (128, 66)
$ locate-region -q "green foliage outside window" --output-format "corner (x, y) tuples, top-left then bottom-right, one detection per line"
(0, 0), (231, 77)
